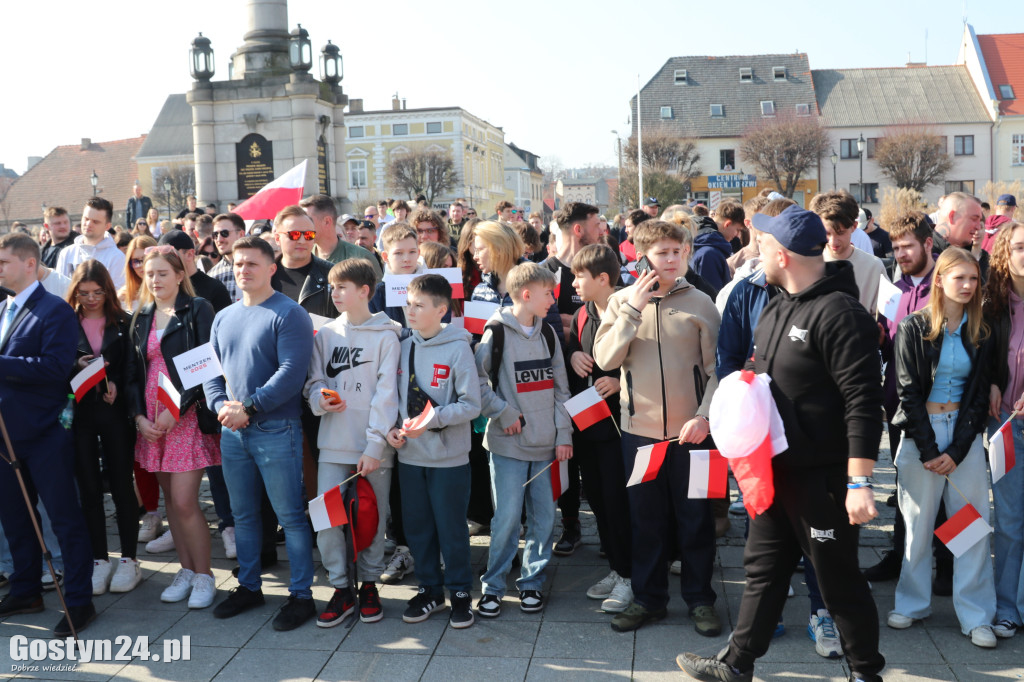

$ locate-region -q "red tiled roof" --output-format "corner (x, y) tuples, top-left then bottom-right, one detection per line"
(978, 33), (1024, 116)
(2, 136), (145, 225)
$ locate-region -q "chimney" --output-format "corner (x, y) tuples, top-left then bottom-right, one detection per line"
(26, 156), (42, 171)
(392, 97), (401, 111)
(80, 138), (92, 150)
(402, 98), (407, 110)
(349, 99), (363, 113)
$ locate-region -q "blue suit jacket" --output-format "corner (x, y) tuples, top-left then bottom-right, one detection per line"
(0, 285), (78, 443)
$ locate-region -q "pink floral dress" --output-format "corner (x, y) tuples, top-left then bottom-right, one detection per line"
(135, 326), (221, 472)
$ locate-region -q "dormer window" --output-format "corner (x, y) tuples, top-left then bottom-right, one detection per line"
(1000, 84), (1015, 99)
(660, 106), (673, 119)
(795, 103), (810, 116)
(739, 67), (753, 83)
(773, 66), (786, 81)
(761, 101), (775, 116)
(710, 104), (724, 117)
(674, 69), (688, 84)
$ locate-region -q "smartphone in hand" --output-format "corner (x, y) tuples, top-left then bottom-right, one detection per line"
(635, 255), (660, 291)
(320, 388), (341, 404)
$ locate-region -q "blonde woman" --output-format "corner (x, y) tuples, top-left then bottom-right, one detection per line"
(119, 236), (157, 313)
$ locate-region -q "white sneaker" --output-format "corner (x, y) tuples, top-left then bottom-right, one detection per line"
(146, 529), (175, 554)
(188, 573), (216, 609)
(138, 513), (163, 543)
(971, 625), (997, 648)
(601, 577), (633, 613)
(109, 558), (142, 593)
(586, 571), (618, 600)
(788, 584), (795, 598)
(808, 609), (843, 658)
(992, 619), (1019, 638)
(380, 547), (414, 584)
(670, 560), (681, 575)
(887, 611), (914, 629)
(221, 527), (237, 560)
(92, 559), (112, 596)
(160, 568), (195, 603)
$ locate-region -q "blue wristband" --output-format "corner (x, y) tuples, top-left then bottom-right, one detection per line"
(846, 483), (873, 489)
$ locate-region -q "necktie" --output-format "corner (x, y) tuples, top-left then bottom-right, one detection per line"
(2, 302), (18, 341)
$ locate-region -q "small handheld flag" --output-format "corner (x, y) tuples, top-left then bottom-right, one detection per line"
(934, 503), (992, 558)
(627, 441), (669, 487)
(403, 403), (436, 432)
(551, 459), (569, 502)
(989, 418), (1016, 484)
(70, 357), (106, 402)
(564, 386), (613, 431)
(308, 484), (349, 532)
(157, 372), (181, 421)
(688, 449), (728, 498)
(463, 300), (500, 335)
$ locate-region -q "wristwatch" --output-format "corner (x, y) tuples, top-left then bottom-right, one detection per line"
(242, 397), (258, 417)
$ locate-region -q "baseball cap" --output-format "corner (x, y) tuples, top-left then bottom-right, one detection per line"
(997, 194), (1017, 207)
(339, 213), (359, 226)
(157, 229), (195, 252)
(750, 205), (827, 257)
(644, 197), (660, 207)
(358, 220), (376, 231)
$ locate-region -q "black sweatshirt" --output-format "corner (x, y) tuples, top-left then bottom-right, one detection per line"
(751, 260), (882, 469)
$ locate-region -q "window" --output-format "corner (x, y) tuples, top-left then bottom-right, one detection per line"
(1013, 134), (1024, 166)
(393, 123), (408, 136)
(849, 183), (879, 203)
(710, 103), (724, 117)
(660, 106), (673, 119)
(674, 69), (688, 84)
(866, 137), (879, 159)
(348, 126), (364, 138)
(720, 149), (735, 171)
(1000, 84), (1016, 99)
(739, 67), (752, 83)
(426, 122), (442, 134)
(840, 138), (861, 159)
(954, 135), (974, 156)
(795, 103), (810, 116)
(760, 101), (775, 116)
(773, 66), (786, 81)
(945, 180), (975, 195)
(349, 159), (367, 188)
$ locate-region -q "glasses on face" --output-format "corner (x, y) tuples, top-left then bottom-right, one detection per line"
(416, 227), (438, 236)
(466, 211), (477, 217)
(130, 258), (145, 267)
(201, 251), (220, 259)
(511, 210), (518, 215)
(364, 214), (376, 220)
(214, 229), (235, 239)
(279, 230), (317, 241)
(144, 245), (175, 256)
(76, 290), (106, 300)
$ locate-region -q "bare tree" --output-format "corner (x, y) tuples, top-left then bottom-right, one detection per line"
(739, 115), (830, 198)
(540, 156), (567, 185)
(624, 132), (702, 179)
(878, 186), (928, 232)
(151, 163), (196, 218)
(387, 145), (458, 206)
(873, 127), (953, 192)
(614, 171), (688, 211)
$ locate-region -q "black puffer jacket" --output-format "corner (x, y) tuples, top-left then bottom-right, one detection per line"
(891, 311), (991, 464)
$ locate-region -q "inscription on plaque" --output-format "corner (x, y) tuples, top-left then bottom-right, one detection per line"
(236, 134), (274, 199)
(317, 136), (330, 195)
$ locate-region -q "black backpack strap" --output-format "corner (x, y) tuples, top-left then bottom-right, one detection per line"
(485, 320), (505, 391)
(541, 322), (556, 358)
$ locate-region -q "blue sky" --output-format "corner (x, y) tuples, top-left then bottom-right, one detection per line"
(0, 0), (1012, 175)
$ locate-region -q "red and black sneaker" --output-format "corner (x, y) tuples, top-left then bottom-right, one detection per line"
(358, 582), (383, 623)
(317, 587), (355, 628)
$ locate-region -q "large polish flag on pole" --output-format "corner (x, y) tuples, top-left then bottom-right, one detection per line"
(233, 160), (308, 221)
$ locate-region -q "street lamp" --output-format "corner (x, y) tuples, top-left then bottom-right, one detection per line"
(189, 33), (215, 81)
(320, 41), (342, 85)
(289, 24), (312, 73)
(163, 176), (173, 222)
(830, 148), (838, 191)
(611, 130), (623, 211)
(857, 134), (866, 204)
(90, 170), (98, 196)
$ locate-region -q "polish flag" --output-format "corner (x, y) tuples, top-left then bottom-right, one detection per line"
(232, 160), (308, 221)
(70, 356), (106, 402)
(432, 268), (465, 299)
(464, 300), (500, 335)
(157, 372), (181, 421)
(989, 418), (1016, 484)
(403, 402), (435, 432)
(553, 268), (562, 300)
(308, 484), (349, 532)
(935, 503), (992, 557)
(627, 441), (670, 487)
(688, 449), (728, 499)
(564, 386), (612, 431)
(550, 459), (569, 502)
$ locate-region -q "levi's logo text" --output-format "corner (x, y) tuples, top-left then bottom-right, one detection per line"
(430, 364), (450, 388)
(326, 346), (369, 378)
(514, 358), (554, 393)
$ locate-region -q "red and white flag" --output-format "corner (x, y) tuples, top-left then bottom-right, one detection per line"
(564, 386), (612, 431)
(935, 503), (992, 558)
(232, 160), (308, 221)
(308, 484), (349, 532)
(550, 459), (569, 502)
(157, 372), (181, 421)
(434, 267), (465, 299)
(70, 356), (106, 402)
(989, 418), (1016, 484)
(688, 449), (728, 499)
(553, 268), (562, 300)
(627, 441), (670, 487)
(403, 403), (435, 432)
(464, 300), (500, 335)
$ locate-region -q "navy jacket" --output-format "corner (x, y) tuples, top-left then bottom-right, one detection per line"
(0, 286), (78, 442)
(692, 223), (732, 293)
(715, 269), (775, 379)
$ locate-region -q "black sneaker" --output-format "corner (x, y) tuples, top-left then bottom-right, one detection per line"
(449, 591), (475, 629)
(676, 647), (753, 682)
(273, 595), (316, 631)
(358, 582), (383, 623)
(862, 550), (901, 582)
(402, 587), (446, 623)
(552, 519), (582, 556)
(519, 589), (545, 613)
(53, 603), (96, 637)
(476, 593), (501, 618)
(213, 585), (265, 619)
(317, 587), (355, 628)
(0, 592), (44, 617)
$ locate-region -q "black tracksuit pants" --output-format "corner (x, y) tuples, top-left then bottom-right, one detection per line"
(574, 432), (631, 577)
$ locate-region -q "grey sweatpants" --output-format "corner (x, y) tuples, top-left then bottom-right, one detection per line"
(316, 462), (391, 587)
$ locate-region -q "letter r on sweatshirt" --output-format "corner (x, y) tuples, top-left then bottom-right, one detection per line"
(430, 364), (451, 387)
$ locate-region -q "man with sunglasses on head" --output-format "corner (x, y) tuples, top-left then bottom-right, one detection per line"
(208, 213), (248, 302)
(299, 195), (382, 279)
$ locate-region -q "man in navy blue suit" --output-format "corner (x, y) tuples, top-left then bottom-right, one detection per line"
(0, 233), (95, 636)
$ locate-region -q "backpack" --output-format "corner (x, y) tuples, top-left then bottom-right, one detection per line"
(483, 320), (556, 391)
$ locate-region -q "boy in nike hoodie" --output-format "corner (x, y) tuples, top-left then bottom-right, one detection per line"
(474, 262), (573, 618)
(386, 274), (482, 629)
(304, 259), (401, 627)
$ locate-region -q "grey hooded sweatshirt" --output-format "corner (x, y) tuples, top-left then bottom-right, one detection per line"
(395, 323), (482, 468)
(475, 307), (572, 462)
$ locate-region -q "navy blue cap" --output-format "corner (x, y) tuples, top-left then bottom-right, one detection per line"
(157, 229), (195, 251)
(997, 193), (1017, 207)
(750, 205), (827, 257)
(644, 196), (660, 207)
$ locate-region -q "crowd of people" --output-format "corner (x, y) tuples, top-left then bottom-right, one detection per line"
(0, 186), (1022, 682)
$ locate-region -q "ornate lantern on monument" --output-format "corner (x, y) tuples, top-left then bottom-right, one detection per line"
(190, 33), (215, 81)
(320, 41), (343, 85)
(289, 24), (312, 73)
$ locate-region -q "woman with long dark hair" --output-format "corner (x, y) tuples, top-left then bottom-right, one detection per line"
(67, 260), (141, 595)
(890, 247), (998, 648)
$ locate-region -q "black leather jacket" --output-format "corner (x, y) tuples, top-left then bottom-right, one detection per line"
(126, 292), (215, 418)
(271, 255), (339, 319)
(75, 314), (132, 412)
(986, 306), (1012, 394)
(891, 311), (991, 464)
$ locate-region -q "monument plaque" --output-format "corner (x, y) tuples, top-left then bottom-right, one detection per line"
(236, 133), (275, 199)
(317, 136), (330, 195)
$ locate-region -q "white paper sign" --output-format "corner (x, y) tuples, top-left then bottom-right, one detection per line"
(171, 342), (224, 390)
(384, 268), (465, 307)
(876, 273), (902, 321)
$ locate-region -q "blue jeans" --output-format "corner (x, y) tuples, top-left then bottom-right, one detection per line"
(206, 465), (233, 530)
(220, 418), (313, 599)
(0, 502), (63, 575)
(988, 410), (1024, 626)
(481, 453), (555, 596)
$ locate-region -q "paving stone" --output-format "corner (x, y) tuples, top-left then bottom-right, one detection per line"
(435, 618), (539, 657)
(336, 614), (447, 655)
(116, 644), (236, 682)
(420, 655), (529, 681)
(317, 652), (429, 681)
(526, 657), (634, 681)
(532, 621), (634, 660)
(212, 647), (330, 681)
